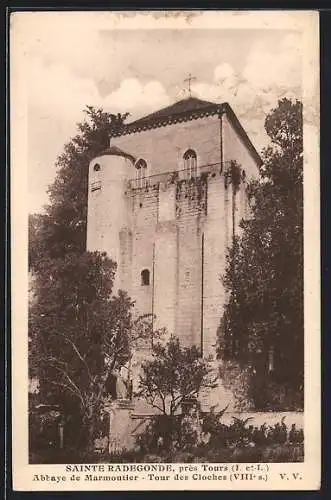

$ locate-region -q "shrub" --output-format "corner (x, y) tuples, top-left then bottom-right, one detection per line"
(135, 412), (202, 454)
(135, 415), (182, 453)
(135, 410), (304, 463)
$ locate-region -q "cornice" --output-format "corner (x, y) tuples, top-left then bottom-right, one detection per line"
(109, 104), (223, 138)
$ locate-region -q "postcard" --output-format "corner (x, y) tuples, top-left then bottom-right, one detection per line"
(10, 10), (320, 491)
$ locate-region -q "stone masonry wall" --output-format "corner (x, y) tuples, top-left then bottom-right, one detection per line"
(123, 171), (232, 355)
(87, 112), (259, 361)
(203, 170), (228, 358)
(175, 179), (206, 348)
(111, 114), (221, 177)
(129, 186), (158, 319)
(222, 113), (259, 181)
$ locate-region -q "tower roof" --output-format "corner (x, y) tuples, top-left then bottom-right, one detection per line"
(129, 97), (220, 127)
(110, 97), (220, 138)
(108, 96), (262, 166)
(95, 145), (136, 163)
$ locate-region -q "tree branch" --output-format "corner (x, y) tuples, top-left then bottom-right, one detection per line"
(49, 362), (85, 406)
(51, 381), (81, 400)
(157, 389), (166, 414)
(145, 393), (165, 414)
(58, 332), (93, 381)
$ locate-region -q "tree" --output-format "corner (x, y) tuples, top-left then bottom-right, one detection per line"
(29, 107), (129, 270)
(137, 336), (213, 416)
(28, 250), (153, 451)
(28, 106), (130, 450)
(218, 98), (303, 410)
(28, 214), (46, 271)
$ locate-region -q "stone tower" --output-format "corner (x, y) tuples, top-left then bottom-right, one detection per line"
(86, 97), (261, 360)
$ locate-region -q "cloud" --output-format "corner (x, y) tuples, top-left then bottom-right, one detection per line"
(103, 79), (171, 118)
(214, 63), (234, 82)
(23, 16), (109, 83)
(243, 33), (302, 91)
(190, 32), (302, 152)
(24, 18), (303, 213)
(28, 58), (170, 125)
(27, 55), (170, 212)
(28, 58), (101, 125)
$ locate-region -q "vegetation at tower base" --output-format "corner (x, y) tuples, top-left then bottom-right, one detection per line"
(28, 250), (159, 453)
(137, 336), (215, 416)
(130, 411), (303, 464)
(28, 107), (129, 271)
(218, 98), (303, 411)
(29, 252), (128, 451)
(28, 106), (130, 452)
(135, 336), (216, 452)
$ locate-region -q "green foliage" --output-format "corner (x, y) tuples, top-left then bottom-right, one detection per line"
(28, 105), (130, 450)
(200, 412), (304, 450)
(134, 412), (304, 464)
(135, 415), (182, 454)
(137, 336), (213, 415)
(28, 405), (62, 451)
(29, 107), (128, 270)
(30, 411), (304, 464)
(224, 160), (242, 193)
(218, 98), (303, 409)
(29, 250), (137, 450)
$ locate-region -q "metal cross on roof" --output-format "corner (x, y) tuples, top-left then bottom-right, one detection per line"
(184, 73), (197, 96)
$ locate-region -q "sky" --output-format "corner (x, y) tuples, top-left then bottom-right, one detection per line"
(21, 14), (303, 214)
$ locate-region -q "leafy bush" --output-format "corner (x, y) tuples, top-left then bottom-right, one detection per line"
(30, 406), (304, 464)
(135, 413), (201, 456)
(135, 411), (304, 463)
(29, 405), (62, 452)
(135, 415), (182, 453)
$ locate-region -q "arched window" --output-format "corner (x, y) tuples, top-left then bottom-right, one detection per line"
(141, 269), (150, 286)
(183, 149), (197, 178)
(135, 159), (148, 188)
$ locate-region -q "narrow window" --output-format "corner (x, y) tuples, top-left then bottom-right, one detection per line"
(183, 149), (197, 178)
(91, 163), (101, 191)
(135, 159), (148, 188)
(141, 269), (150, 286)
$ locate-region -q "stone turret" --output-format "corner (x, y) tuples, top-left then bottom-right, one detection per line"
(87, 146), (135, 292)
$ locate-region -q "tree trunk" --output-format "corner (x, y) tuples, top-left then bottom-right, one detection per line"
(84, 415), (96, 455)
(83, 398), (103, 455)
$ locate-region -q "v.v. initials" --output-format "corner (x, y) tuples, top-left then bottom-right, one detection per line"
(279, 473), (302, 480)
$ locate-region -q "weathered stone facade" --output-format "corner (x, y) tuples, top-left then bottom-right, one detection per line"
(86, 97), (261, 360)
